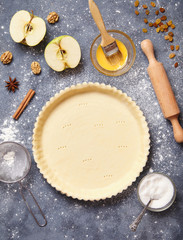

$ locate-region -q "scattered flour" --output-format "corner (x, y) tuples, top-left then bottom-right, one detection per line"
(0, 119), (19, 142)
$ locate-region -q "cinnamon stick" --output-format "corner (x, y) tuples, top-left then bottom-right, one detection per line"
(13, 89), (35, 120)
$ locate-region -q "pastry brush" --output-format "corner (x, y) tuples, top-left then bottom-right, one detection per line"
(89, 0), (122, 65)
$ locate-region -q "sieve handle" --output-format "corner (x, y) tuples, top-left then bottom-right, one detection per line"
(19, 182), (47, 227)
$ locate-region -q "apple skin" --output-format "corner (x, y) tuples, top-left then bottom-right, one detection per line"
(46, 35), (66, 48)
(9, 10), (46, 47)
(44, 35), (81, 72)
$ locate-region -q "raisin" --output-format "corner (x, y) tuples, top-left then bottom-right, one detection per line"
(156, 19), (161, 24)
(161, 16), (167, 21)
(142, 28), (148, 33)
(169, 53), (175, 59)
(174, 62), (178, 68)
(160, 8), (165, 13)
(164, 35), (169, 40)
(135, 10), (139, 15)
(134, 0), (139, 7)
(169, 36), (173, 42)
(171, 24), (175, 29)
(175, 45), (179, 51)
(168, 32), (174, 37)
(151, 2), (156, 7)
(167, 20), (172, 26)
(149, 22), (153, 27)
(143, 4), (148, 9)
(144, 18), (148, 24)
(155, 10), (159, 15)
(170, 45), (174, 51)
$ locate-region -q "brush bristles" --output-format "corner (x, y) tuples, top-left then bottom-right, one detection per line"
(102, 41), (123, 65)
(107, 50), (122, 66)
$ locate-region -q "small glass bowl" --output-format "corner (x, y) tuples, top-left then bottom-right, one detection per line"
(137, 172), (176, 212)
(90, 30), (136, 77)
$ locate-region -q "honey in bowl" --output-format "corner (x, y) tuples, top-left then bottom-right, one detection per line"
(96, 39), (128, 71)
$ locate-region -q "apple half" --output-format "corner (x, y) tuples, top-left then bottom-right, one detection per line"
(44, 36), (81, 72)
(10, 10), (46, 46)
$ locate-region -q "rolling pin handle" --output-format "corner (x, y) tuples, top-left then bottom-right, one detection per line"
(168, 115), (183, 143)
(141, 39), (157, 65)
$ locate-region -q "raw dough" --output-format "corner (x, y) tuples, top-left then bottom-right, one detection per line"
(33, 83), (150, 200)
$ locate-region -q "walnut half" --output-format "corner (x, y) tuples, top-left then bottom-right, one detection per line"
(1, 51), (13, 64)
(31, 61), (41, 75)
(47, 12), (59, 24)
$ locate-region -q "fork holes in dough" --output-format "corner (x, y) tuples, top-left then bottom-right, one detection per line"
(104, 175), (113, 178)
(57, 146), (67, 150)
(82, 158), (92, 163)
(118, 145), (128, 148)
(62, 123), (72, 129)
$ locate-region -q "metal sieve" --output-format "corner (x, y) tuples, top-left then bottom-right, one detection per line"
(0, 141), (47, 227)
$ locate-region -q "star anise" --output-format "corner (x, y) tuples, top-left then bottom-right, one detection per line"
(5, 77), (19, 93)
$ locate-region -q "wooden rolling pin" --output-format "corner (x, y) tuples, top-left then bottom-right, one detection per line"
(141, 39), (183, 143)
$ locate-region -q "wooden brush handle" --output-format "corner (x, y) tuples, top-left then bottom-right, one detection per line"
(88, 0), (114, 46)
(141, 39), (183, 143)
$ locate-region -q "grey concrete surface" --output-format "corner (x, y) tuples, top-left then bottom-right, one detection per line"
(0, 0), (183, 239)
